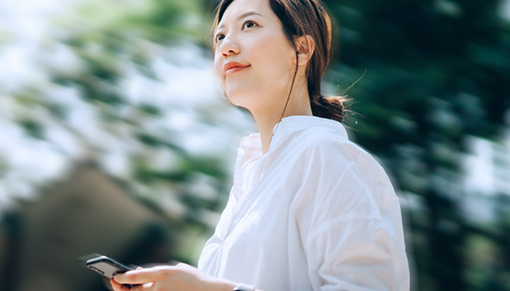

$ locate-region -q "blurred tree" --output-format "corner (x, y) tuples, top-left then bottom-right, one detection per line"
(316, 0), (510, 290)
(40, 0), (256, 256)
(0, 0), (253, 272)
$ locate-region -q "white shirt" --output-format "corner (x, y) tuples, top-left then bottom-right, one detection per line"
(198, 116), (410, 290)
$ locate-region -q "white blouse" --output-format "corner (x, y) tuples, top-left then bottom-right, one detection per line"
(198, 116), (410, 290)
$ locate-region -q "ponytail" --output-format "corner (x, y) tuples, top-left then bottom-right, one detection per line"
(311, 94), (344, 123)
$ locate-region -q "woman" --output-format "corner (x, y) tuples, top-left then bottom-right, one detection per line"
(112, 0), (410, 290)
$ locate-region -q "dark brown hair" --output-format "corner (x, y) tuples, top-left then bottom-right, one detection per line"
(213, 0), (344, 123)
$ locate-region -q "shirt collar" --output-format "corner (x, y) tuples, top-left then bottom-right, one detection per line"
(239, 115), (348, 155)
(273, 115), (347, 138)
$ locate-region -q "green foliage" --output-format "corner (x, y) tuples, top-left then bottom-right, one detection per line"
(320, 0), (510, 289)
(1, 0), (251, 270)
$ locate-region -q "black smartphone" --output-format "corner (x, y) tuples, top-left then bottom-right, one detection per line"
(83, 254), (135, 278)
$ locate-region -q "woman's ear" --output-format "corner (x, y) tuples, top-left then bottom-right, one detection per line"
(293, 35), (315, 66)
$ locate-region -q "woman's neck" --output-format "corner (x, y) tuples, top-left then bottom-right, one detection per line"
(252, 89), (313, 154)
(254, 114), (282, 154)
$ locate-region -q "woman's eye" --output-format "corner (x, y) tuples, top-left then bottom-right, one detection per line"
(242, 20), (257, 30)
(215, 34), (225, 42)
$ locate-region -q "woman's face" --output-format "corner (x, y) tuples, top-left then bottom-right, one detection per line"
(214, 0), (296, 113)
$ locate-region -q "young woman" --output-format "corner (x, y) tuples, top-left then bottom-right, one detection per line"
(112, 0), (410, 290)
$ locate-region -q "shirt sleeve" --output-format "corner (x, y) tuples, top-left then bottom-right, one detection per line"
(292, 136), (409, 291)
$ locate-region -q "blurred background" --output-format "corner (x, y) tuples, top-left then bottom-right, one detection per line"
(0, 0), (508, 290)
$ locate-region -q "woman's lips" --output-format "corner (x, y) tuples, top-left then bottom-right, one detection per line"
(224, 62), (251, 76)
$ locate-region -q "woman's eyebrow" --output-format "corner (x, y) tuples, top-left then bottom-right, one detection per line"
(217, 11), (264, 30)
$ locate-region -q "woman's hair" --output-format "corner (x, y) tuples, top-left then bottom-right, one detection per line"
(213, 0), (344, 123)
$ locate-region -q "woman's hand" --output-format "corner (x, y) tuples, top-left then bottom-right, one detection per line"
(110, 263), (236, 291)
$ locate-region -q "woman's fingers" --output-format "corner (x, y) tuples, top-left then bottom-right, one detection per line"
(112, 263), (234, 291)
(111, 278), (153, 291)
(110, 278), (131, 291)
(114, 270), (147, 285)
(114, 266), (171, 285)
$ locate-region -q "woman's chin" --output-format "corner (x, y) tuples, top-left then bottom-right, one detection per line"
(225, 92), (251, 107)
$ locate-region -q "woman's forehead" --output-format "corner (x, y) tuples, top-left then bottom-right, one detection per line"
(217, 0), (270, 29)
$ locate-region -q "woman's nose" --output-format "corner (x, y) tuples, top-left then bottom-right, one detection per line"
(220, 37), (240, 57)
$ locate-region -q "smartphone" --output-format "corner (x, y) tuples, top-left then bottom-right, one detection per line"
(83, 254), (135, 278)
